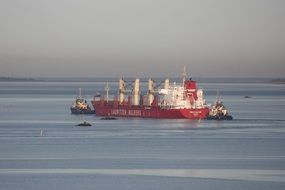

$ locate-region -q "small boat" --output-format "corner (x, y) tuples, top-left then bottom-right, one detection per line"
(100, 117), (118, 120)
(244, 95), (251, 98)
(76, 121), (92, 127)
(70, 88), (95, 114)
(207, 98), (233, 120)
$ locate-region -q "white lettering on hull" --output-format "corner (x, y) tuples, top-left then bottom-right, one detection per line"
(128, 110), (142, 116)
(189, 110), (202, 116)
(111, 109), (141, 116)
(111, 109), (127, 115)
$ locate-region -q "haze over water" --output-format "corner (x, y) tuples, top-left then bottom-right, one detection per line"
(0, 80), (285, 190)
(1, 0), (285, 78)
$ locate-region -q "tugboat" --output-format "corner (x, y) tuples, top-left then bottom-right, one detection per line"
(207, 100), (233, 120)
(70, 88), (95, 114)
(207, 97), (233, 120)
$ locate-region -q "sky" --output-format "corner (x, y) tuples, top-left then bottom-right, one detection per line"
(0, 0), (284, 78)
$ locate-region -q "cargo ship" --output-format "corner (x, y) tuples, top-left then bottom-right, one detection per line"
(91, 68), (210, 119)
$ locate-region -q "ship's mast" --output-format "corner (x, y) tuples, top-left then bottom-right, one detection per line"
(105, 82), (109, 102)
(119, 77), (125, 104)
(163, 78), (169, 106)
(133, 78), (140, 106)
(182, 66), (187, 86)
(147, 78), (155, 106)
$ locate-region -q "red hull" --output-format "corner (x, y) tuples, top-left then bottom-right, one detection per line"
(92, 100), (209, 119)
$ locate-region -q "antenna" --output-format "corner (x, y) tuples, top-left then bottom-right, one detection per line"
(216, 91), (220, 103)
(79, 88), (82, 98)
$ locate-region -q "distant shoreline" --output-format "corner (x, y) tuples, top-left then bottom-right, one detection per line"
(0, 77), (40, 82)
(1, 76), (284, 84)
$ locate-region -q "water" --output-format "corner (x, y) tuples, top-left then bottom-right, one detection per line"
(0, 81), (285, 190)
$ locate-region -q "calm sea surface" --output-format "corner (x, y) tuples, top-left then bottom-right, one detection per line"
(0, 81), (285, 190)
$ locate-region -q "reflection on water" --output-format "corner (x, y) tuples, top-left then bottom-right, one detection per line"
(1, 169), (284, 182)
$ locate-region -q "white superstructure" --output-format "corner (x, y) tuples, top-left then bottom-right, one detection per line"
(159, 81), (207, 109)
